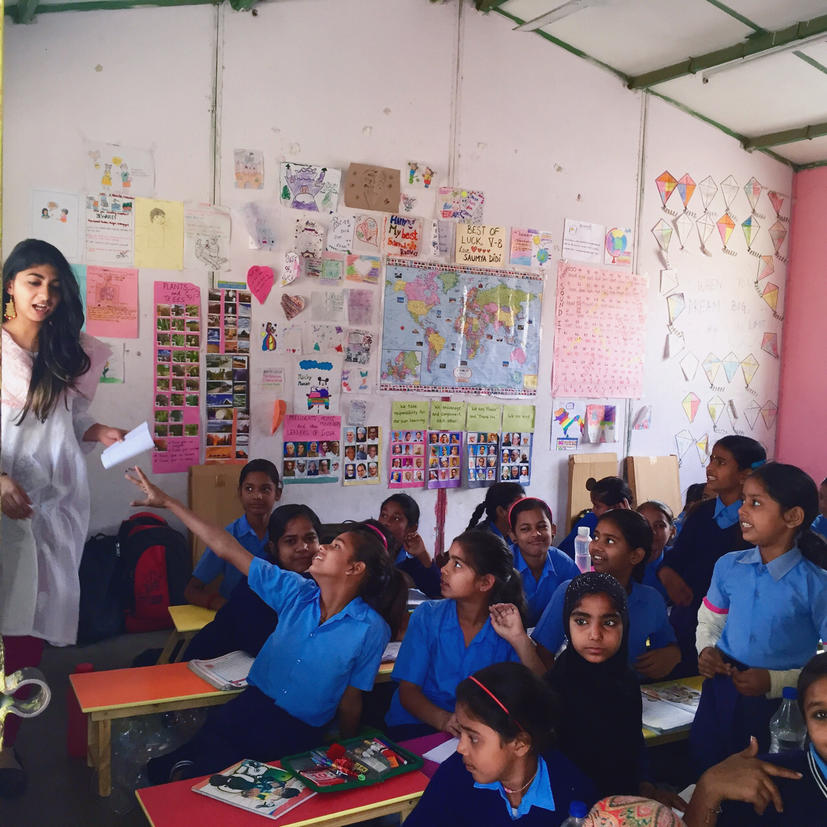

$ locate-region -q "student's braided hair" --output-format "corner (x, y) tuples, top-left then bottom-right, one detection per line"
(465, 482), (525, 531)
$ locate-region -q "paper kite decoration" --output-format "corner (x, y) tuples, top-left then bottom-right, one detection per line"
(740, 353), (759, 387)
(716, 213), (735, 253)
(696, 434), (710, 465)
(744, 401), (761, 429)
(744, 177), (763, 214)
(651, 218), (673, 252)
(676, 174), (696, 211)
(696, 214), (715, 253)
(660, 268), (679, 294)
(720, 175), (739, 213)
(702, 353), (722, 386)
(674, 213), (693, 249)
(682, 392), (700, 423)
(698, 175), (718, 213)
(768, 220), (787, 255)
(721, 352), (740, 384)
(675, 429), (694, 460)
(741, 216), (759, 252)
(761, 332), (779, 359)
(760, 400), (778, 430)
(768, 190), (787, 218)
(756, 255), (774, 282)
(761, 282), (780, 313)
(708, 395), (725, 425)
(680, 352), (699, 381)
(666, 292), (685, 325)
(655, 171), (678, 209)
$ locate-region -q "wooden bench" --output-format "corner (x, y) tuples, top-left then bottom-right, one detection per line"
(157, 604), (217, 664)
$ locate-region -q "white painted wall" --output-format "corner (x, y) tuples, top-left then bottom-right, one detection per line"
(2, 0), (791, 549)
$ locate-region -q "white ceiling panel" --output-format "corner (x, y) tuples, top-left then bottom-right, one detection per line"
(726, 0), (827, 32)
(770, 134), (827, 165)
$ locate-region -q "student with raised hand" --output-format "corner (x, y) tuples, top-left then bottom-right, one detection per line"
(546, 573), (684, 811)
(405, 663), (596, 826)
(533, 510), (679, 680)
(385, 528), (545, 740)
(637, 500), (675, 602)
(690, 462), (827, 772)
(378, 493), (441, 597)
(659, 436), (765, 677)
(507, 497), (579, 626)
(125, 467), (400, 784)
(184, 459), (282, 611)
(183, 503), (322, 660)
(465, 481), (526, 540)
(557, 476), (633, 557)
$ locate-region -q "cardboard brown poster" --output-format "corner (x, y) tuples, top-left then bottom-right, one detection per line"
(625, 455), (682, 518)
(566, 452), (618, 532)
(344, 163), (401, 213)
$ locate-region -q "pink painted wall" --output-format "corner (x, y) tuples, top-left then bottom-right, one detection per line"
(775, 167), (827, 483)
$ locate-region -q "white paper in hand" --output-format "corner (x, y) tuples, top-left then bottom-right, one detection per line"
(101, 421), (154, 469)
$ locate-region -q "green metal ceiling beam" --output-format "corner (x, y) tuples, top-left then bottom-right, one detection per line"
(702, 0), (764, 33)
(743, 121), (827, 151)
(475, 0), (507, 11)
(627, 12), (827, 89)
(12, 0), (40, 24)
(5, 0), (221, 19)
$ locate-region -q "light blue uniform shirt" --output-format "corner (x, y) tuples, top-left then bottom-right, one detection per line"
(532, 579), (676, 670)
(812, 514), (827, 538)
(511, 545), (579, 627)
(474, 755), (556, 821)
(247, 557), (390, 726)
(704, 546), (827, 670)
(193, 515), (270, 598)
(386, 599), (522, 726)
(713, 497), (742, 530)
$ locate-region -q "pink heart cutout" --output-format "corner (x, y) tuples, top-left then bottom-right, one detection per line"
(247, 265), (275, 305)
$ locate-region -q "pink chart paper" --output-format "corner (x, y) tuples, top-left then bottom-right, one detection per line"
(552, 262), (647, 398)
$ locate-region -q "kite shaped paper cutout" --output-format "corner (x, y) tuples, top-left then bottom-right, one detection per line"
(680, 352), (699, 381)
(664, 332), (683, 359)
(676, 174), (696, 211)
(675, 429), (694, 460)
(744, 177), (763, 214)
(761, 282), (780, 312)
(741, 216), (759, 252)
(708, 395), (725, 424)
(744, 401), (761, 429)
(660, 268), (679, 294)
(655, 171), (678, 209)
(696, 434), (710, 465)
(666, 292), (686, 325)
(760, 400), (778, 430)
(652, 218), (673, 253)
(720, 175), (739, 214)
(682, 391), (701, 423)
(696, 214), (715, 255)
(674, 213), (693, 249)
(702, 352), (722, 386)
(768, 191), (787, 219)
(698, 176), (718, 212)
(756, 255), (774, 282)
(768, 220), (787, 255)
(761, 332), (779, 359)
(721, 351), (740, 384)
(716, 213), (736, 253)
(740, 353), (759, 387)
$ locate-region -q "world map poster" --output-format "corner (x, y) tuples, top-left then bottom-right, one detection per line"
(380, 259), (543, 395)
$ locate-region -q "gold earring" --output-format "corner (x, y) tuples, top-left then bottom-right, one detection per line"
(3, 295), (15, 322)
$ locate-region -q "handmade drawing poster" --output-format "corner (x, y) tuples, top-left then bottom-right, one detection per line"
(85, 141), (155, 197)
(499, 432), (533, 485)
(305, 323), (345, 356)
(294, 356), (343, 414)
(344, 329), (373, 364)
(344, 163), (400, 212)
(455, 224), (507, 267)
(295, 219), (325, 261)
(85, 265), (138, 338)
(466, 431), (500, 488)
(85, 193), (134, 266)
(551, 402), (585, 450)
(99, 343), (126, 384)
(552, 262), (647, 398)
(381, 259), (543, 395)
(153, 282), (200, 474)
(311, 290), (345, 322)
(341, 366), (370, 394)
(346, 288), (375, 326)
(562, 219), (605, 263)
(135, 198), (184, 270)
(405, 161), (437, 189)
(604, 227), (633, 267)
(184, 204), (231, 271)
(345, 255), (381, 284)
(233, 149), (264, 189)
(353, 214), (382, 255)
(206, 288), (252, 354)
(279, 163), (341, 213)
(428, 219), (455, 262)
(385, 215), (422, 257)
(327, 214), (355, 253)
(240, 202), (277, 250)
(321, 252), (345, 282)
(342, 425), (381, 484)
(509, 228), (553, 269)
(400, 189), (435, 218)
(32, 189), (80, 260)
(426, 431), (463, 489)
(282, 415), (341, 484)
(438, 187), (484, 223)
(205, 354), (249, 462)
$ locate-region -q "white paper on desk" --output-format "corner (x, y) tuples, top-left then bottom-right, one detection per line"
(101, 421), (154, 469)
(423, 737), (458, 764)
(382, 641), (402, 662)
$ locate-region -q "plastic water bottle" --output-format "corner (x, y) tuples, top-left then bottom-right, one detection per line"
(574, 526), (592, 574)
(769, 687), (807, 752)
(561, 800), (589, 826)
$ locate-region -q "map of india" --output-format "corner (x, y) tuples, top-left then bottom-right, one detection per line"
(381, 258), (543, 395)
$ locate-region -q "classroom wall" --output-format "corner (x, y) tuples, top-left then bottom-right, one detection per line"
(776, 167), (827, 484)
(2, 0), (793, 548)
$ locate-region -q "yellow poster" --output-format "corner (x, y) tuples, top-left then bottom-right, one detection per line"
(134, 197), (184, 270)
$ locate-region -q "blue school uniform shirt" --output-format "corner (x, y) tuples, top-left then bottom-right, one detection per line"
(511, 545), (579, 627)
(394, 546), (442, 598)
(713, 496), (742, 530)
(642, 549), (669, 602)
(557, 512), (598, 558)
(193, 515), (270, 599)
(385, 599), (522, 727)
(532, 579), (676, 670)
(813, 514), (827, 537)
(703, 546), (827, 669)
(246, 557), (390, 726)
(474, 754), (556, 820)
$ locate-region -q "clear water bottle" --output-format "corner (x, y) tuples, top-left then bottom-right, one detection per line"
(769, 686), (807, 753)
(561, 800), (589, 826)
(574, 526), (592, 574)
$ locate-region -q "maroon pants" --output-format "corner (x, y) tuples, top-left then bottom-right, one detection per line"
(1, 635), (45, 747)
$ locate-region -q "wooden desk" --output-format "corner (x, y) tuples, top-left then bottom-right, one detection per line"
(71, 662), (242, 797)
(136, 764), (429, 826)
(642, 675), (704, 746)
(157, 605), (217, 665)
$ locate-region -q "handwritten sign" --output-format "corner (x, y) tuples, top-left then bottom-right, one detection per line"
(391, 400), (430, 430)
(430, 400), (467, 431)
(385, 214), (422, 257)
(455, 224), (506, 267)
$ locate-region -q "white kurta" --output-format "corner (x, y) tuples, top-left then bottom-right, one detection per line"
(1, 328), (109, 645)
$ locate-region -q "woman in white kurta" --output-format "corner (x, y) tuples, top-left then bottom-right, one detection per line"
(1, 238), (125, 796)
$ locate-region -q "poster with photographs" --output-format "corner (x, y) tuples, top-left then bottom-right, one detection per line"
(426, 431), (463, 489)
(342, 425), (381, 485)
(282, 415), (341, 484)
(206, 287), (252, 354)
(499, 432), (533, 486)
(388, 429), (426, 488)
(153, 282), (201, 474)
(205, 354), (250, 462)
(466, 432), (500, 488)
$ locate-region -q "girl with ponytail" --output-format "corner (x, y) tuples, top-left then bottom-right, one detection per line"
(385, 528), (545, 740)
(465, 481), (525, 539)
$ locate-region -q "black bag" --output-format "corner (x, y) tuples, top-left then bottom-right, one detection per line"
(77, 532), (124, 644)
